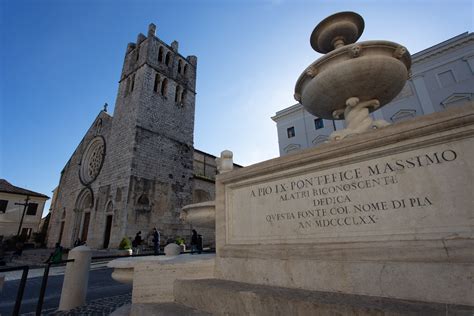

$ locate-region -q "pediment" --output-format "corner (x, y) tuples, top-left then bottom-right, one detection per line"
(284, 143), (301, 153)
(390, 109), (416, 122)
(440, 93), (473, 108)
(312, 135), (329, 145)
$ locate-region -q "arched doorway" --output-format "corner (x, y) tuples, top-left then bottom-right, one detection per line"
(103, 201), (113, 249)
(73, 188), (94, 245)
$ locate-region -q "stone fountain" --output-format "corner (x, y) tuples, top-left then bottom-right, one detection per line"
(108, 13), (473, 315)
(294, 12), (411, 140)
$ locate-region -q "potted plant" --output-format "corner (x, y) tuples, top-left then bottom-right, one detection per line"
(118, 237), (132, 256)
(175, 236), (186, 252)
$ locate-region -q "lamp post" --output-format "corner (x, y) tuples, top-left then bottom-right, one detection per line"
(15, 195), (31, 238)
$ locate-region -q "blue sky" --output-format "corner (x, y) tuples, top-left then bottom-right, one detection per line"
(1, 0), (472, 217)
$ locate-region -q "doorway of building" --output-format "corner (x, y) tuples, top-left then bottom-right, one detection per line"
(103, 215), (113, 249)
(81, 212), (91, 242)
(73, 188), (94, 245)
(58, 221), (65, 245)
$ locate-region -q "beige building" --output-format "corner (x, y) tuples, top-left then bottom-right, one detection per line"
(0, 179), (49, 240)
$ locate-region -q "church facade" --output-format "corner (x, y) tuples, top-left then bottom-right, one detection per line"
(47, 24), (220, 249)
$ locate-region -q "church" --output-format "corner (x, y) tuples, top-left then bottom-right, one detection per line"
(47, 24), (229, 249)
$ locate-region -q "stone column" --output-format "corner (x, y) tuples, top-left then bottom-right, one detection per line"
(58, 246), (92, 311)
(412, 75), (436, 115)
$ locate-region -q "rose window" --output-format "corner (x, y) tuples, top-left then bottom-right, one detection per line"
(80, 137), (105, 185)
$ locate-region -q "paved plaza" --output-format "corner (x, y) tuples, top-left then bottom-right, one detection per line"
(35, 293), (131, 316)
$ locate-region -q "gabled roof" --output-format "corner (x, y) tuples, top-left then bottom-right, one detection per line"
(0, 179), (49, 199)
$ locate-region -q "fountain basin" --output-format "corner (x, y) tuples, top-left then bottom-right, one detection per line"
(181, 201), (215, 228)
(108, 254), (215, 303)
(107, 255), (189, 284)
(295, 41), (411, 119)
(108, 256), (149, 284)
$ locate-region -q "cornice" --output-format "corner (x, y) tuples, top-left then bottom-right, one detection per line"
(412, 33), (473, 65)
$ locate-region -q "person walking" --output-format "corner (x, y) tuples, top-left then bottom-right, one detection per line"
(197, 234), (203, 254)
(152, 227), (160, 255)
(133, 231), (142, 254)
(191, 229), (198, 254)
(45, 243), (63, 263)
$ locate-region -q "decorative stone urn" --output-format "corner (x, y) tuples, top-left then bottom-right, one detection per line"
(294, 11), (411, 140)
(180, 201), (216, 229)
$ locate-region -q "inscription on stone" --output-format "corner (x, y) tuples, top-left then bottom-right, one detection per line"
(226, 146), (471, 244)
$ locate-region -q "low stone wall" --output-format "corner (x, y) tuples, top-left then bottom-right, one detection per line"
(174, 278), (474, 315)
(131, 254), (215, 304)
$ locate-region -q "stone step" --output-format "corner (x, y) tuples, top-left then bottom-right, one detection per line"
(127, 303), (211, 316)
(174, 278), (474, 316)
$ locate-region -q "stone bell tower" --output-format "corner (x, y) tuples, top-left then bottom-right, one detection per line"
(104, 23), (198, 241)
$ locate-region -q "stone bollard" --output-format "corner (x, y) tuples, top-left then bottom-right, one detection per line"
(164, 243), (181, 256)
(58, 246), (92, 311)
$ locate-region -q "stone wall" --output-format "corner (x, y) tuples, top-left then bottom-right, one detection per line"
(47, 111), (114, 248)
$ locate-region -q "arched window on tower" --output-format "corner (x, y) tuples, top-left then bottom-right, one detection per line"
(165, 52), (171, 66)
(178, 60), (183, 74)
(175, 85), (182, 103)
(158, 46), (164, 63)
(181, 89), (187, 104)
(161, 78), (168, 96)
(131, 73), (136, 92)
(153, 73), (160, 93)
(106, 201), (113, 213)
(183, 64), (188, 76)
(136, 46), (140, 61)
(125, 78), (130, 96)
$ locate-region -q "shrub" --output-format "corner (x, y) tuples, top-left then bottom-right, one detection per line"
(118, 237), (132, 250)
(175, 237), (185, 245)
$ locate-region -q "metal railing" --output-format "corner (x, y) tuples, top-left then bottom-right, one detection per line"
(89, 248), (216, 261)
(0, 265), (29, 316)
(91, 251), (160, 261)
(2, 247), (217, 315)
(35, 259), (74, 316)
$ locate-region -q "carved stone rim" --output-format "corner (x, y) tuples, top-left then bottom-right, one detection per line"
(295, 40), (412, 100)
(310, 11), (365, 53)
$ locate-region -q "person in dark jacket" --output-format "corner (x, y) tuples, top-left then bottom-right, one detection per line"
(197, 234), (203, 254)
(152, 228), (160, 255)
(133, 231), (142, 254)
(191, 229), (198, 254)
